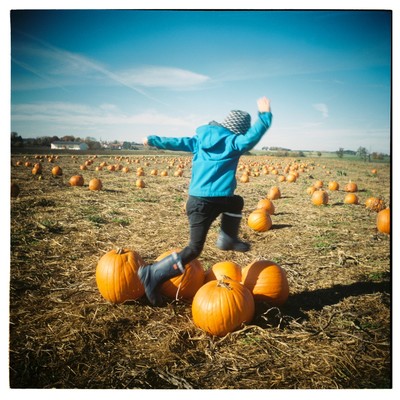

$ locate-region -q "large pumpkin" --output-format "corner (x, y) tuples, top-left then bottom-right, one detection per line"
(286, 173), (297, 183)
(344, 193), (358, 204)
(89, 178), (103, 191)
(248, 209), (272, 232)
(96, 248), (145, 303)
(376, 208), (390, 234)
(365, 197), (385, 212)
(314, 180), (324, 189)
(267, 186), (281, 200)
(311, 190), (329, 206)
(256, 198), (275, 215)
(328, 181), (339, 191)
(241, 260), (289, 306)
(344, 181), (358, 192)
(204, 261), (242, 283)
(69, 175), (84, 186)
(51, 165), (63, 177)
(192, 278), (255, 336)
(157, 249), (204, 300)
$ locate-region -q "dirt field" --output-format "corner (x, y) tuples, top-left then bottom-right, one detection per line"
(9, 151), (391, 389)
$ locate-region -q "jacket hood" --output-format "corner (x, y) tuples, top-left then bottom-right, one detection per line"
(195, 124), (234, 151)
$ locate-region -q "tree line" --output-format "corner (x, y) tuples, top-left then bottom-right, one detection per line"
(10, 132), (141, 150)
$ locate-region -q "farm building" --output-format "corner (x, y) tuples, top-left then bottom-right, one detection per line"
(51, 141), (89, 151)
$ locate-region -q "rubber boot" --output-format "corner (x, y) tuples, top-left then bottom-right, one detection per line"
(137, 252), (185, 306)
(216, 212), (250, 252)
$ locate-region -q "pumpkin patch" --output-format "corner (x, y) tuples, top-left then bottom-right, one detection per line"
(10, 151), (390, 388)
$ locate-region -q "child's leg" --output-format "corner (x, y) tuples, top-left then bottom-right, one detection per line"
(216, 195), (250, 252)
(179, 196), (220, 264)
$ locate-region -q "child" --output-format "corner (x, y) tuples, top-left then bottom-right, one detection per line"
(138, 96), (272, 305)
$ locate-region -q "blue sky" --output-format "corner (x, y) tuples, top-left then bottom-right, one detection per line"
(9, 7), (392, 153)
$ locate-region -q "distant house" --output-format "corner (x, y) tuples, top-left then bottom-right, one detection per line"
(51, 141), (89, 151)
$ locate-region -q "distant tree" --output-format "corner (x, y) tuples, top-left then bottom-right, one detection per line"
(61, 135), (75, 142)
(371, 152), (384, 160)
(336, 147), (344, 158)
(317, 151), (322, 157)
(356, 146), (369, 161)
(85, 138), (102, 150)
(36, 136), (53, 146)
(122, 141), (132, 150)
(11, 132), (23, 147)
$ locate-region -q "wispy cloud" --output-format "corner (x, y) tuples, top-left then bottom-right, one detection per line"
(12, 31), (211, 99)
(313, 103), (329, 118)
(118, 66), (210, 89)
(11, 102), (200, 128)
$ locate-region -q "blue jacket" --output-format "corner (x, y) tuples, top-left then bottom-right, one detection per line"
(147, 112), (272, 197)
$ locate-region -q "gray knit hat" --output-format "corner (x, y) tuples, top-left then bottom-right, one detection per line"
(221, 110), (251, 134)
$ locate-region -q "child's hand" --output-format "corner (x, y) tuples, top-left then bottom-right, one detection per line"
(142, 137), (149, 146)
(257, 97), (271, 113)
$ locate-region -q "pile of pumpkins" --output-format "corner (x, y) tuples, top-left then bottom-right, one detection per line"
(96, 248), (289, 337)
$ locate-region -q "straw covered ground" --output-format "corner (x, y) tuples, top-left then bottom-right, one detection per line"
(9, 151), (391, 389)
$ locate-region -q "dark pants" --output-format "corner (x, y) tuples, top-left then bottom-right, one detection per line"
(179, 195), (244, 265)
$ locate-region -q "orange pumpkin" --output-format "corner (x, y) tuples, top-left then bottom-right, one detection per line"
(278, 175), (286, 182)
(328, 181), (339, 191)
(51, 165), (63, 176)
(311, 190), (329, 206)
(157, 249), (204, 300)
(69, 175), (84, 186)
(256, 198), (275, 215)
(240, 173), (250, 183)
(241, 260), (289, 306)
(267, 186), (281, 200)
(344, 193), (358, 204)
(365, 197), (385, 212)
(306, 186), (317, 195)
(286, 173), (297, 183)
(314, 180), (324, 189)
(205, 261), (242, 283)
(344, 181), (358, 192)
(89, 178), (103, 191)
(32, 165), (42, 175)
(136, 178), (145, 188)
(192, 278), (255, 337)
(95, 248), (145, 303)
(174, 169), (184, 177)
(377, 208), (390, 234)
(248, 209), (272, 232)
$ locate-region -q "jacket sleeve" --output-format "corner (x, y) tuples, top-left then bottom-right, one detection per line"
(231, 112), (272, 153)
(147, 135), (197, 152)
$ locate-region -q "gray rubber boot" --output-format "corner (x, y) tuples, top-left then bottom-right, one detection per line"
(216, 213), (250, 252)
(138, 252), (185, 306)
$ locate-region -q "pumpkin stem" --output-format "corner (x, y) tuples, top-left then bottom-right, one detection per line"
(116, 248), (124, 254)
(217, 279), (233, 290)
